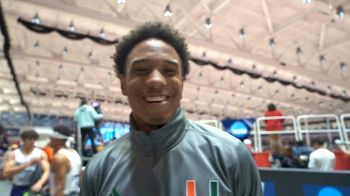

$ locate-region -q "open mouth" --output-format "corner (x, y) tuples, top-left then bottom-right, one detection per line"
(144, 95), (169, 103)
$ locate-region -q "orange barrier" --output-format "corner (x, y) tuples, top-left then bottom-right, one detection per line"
(334, 150), (350, 170)
(253, 151), (271, 168)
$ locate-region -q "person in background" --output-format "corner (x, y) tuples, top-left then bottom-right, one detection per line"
(0, 124), (9, 155)
(341, 149), (350, 156)
(49, 125), (82, 196)
(335, 139), (350, 157)
(92, 101), (103, 142)
(264, 103), (284, 161)
(0, 124), (9, 151)
(81, 21), (262, 196)
(74, 98), (103, 156)
(42, 143), (54, 163)
(308, 138), (335, 171)
(0, 124), (10, 180)
(2, 129), (50, 196)
(292, 140), (313, 168)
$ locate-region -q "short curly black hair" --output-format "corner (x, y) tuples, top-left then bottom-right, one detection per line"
(113, 21), (190, 79)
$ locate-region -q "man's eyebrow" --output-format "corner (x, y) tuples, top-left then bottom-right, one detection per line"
(164, 59), (179, 66)
(130, 58), (148, 65)
(130, 58), (180, 66)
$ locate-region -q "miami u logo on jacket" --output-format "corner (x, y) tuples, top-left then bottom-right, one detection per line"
(186, 180), (219, 196)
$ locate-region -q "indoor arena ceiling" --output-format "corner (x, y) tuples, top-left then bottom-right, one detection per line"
(1, 0), (350, 122)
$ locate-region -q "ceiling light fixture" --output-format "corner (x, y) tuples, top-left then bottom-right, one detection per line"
(99, 28), (105, 38)
(340, 62), (347, 70)
(272, 70), (277, 77)
(310, 81), (315, 87)
(204, 17), (212, 29)
(164, 5), (172, 17)
(227, 58), (233, 66)
(319, 101), (323, 107)
(202, 51), (207, 58)
(63, 46), (68, 54)
(87, 51), (93, 59)
(327, 85), (332, 94)
(239, 28), (245, 40)
(336, 6), (345, 18)
(31, 13), (40, 24)
(302, 0), (312, 4)
(319, 55), (325, 64)
(68, 21), (75, 32)
(117, 0), (126, 4)
(198, 72), (202, 78)
(252, 64), (257, 70)
(269, 38), (275, 48)
(33, 41), (39, 48)
(296, 47), (302, 55)
(240, 81), (244, 88)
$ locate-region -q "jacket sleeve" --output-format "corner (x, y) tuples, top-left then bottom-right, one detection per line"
(233, 142), (263, 196)
(88, 106), (103, 120)
(81, 160), (98, 196)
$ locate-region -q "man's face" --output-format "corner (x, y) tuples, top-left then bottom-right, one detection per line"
(22, 138), (36, 148)
(120, 38), (183, 132)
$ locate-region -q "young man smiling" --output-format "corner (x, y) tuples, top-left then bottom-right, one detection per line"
(81, 22), (262, 196)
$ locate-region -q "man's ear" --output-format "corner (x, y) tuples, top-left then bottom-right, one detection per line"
(118, 74), (127, 96)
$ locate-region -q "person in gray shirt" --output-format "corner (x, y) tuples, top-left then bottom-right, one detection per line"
(81, 21), (262, 196)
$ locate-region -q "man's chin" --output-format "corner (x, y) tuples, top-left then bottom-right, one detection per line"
(147, 117), (169, 127)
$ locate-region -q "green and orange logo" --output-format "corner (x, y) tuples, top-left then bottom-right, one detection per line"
(109, 179), (219, 196)
(186, 180), (219, 196)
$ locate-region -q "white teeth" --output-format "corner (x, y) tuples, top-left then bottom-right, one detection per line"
(145, 96), (167, 102)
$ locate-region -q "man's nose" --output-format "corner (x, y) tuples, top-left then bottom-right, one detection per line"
(147, 69), (166, 86)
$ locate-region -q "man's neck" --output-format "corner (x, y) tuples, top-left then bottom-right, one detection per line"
(130, 115), (165, 133)
(55, 145), (67, 153)
(21, 146), (34, 154)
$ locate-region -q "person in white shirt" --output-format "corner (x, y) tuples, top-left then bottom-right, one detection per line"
(49, 125), (82, 196)
(308, 138), (335, 171)
(3, 129), (50, 196)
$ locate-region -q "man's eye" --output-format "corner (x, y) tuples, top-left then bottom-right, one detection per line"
(165, 69), (177, 76)
(134, 69), (149, 74)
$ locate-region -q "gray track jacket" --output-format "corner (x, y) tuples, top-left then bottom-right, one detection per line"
(81, 108), (262, 196)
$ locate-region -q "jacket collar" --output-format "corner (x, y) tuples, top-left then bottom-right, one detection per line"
(130, 107), (187, 155)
